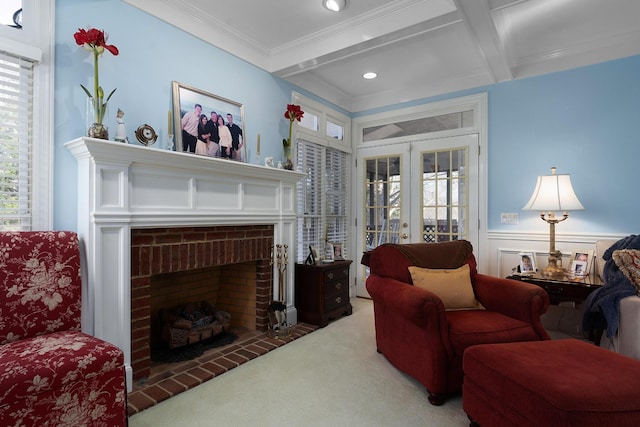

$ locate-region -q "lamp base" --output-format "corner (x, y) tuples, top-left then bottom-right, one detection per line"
(541, 250), (566, 280)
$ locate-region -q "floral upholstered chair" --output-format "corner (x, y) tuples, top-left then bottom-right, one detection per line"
(0, 231), (126, 426)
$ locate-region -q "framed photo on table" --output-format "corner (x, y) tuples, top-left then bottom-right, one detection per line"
(325, 243), (334, 262)
(569, 250), (593, 280)
(172, 81), (246, 161)
(333, 243), (344, 260)
(518, 252), (536, 275)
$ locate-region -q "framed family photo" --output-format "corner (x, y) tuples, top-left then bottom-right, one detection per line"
(518, 252), (536, 275)
(172, 81), (246, 162)
(569, 250), (594, 280)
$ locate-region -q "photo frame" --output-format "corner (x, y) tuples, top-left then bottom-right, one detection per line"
(333, 243), (344, 260)
(324, 243), (335, 262)
(569, 250), (594, 280)
(172, 81), (246, 162)
(307, 245), (318, 265)
(518, 252), (536, 275)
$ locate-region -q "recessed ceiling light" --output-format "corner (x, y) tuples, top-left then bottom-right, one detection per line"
(323, 0), (346, 12)
(363, 72), (378, 80)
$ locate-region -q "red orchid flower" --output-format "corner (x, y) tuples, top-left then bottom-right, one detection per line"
(74, 27), (119, 126)
(284, 104), (304, 122)
(74, 28), (119, 56)
(283, 104), (304, 148)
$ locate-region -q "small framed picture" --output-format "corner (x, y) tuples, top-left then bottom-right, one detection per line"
(570, 250), (593, 280)
(307, 245), (319, 265)
(518, 252), (536, 275)
(325, 243), (334, 262)
(333, 243), (344, 260)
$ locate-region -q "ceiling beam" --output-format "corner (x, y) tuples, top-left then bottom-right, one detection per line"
(454, 0), (513, 82)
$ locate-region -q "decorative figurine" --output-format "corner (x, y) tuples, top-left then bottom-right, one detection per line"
(114, 108), (128, 143)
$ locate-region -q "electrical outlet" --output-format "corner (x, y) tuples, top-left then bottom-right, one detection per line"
(501, 213), (519, 224)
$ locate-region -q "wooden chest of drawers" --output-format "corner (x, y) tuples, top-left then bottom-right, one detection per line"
(295, 260), (353, 327)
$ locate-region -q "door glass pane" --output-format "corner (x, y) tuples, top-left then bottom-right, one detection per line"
(364, 156), (401, 250)
(421, 148), (467, 243)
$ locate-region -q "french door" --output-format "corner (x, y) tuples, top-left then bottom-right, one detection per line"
(355, 134), (479, 297)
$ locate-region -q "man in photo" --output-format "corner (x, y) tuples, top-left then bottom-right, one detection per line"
(227, 113), (243, 160)
(181, 103), (202, 153)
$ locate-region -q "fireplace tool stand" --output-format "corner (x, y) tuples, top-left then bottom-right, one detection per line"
(268, 244), (292, 338)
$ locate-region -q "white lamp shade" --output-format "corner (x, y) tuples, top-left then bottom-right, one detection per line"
(522, 173), (584, 211)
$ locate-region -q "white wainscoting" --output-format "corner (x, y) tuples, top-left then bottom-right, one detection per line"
(486, 230), (626, 337)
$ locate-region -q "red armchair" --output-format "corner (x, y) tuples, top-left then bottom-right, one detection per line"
(0, 231), (126, 426)
(365, 240), (550, 405)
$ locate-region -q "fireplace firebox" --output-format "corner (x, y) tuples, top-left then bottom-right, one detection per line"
(131, 225), (273, 380)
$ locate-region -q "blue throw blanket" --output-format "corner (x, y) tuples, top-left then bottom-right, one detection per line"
(582, 234), (640, 338)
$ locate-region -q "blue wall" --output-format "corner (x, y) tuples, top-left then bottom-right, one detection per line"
(354, 56), (640, 235)
(54, 0), (303, 230)
(54, 0), (639, 235)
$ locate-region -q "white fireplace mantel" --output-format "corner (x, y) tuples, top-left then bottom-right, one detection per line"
(65, 137), (304, 390)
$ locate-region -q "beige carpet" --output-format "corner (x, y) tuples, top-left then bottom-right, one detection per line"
(129, 297), (470, 426)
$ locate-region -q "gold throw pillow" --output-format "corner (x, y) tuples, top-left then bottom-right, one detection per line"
(408, 264), (483, 310)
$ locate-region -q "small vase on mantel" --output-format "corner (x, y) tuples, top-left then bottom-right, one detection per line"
(283, 145), (293, 170)
(87, 98), (109, 140)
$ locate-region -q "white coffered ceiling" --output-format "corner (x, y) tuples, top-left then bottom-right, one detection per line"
(124, 0), (640, 112)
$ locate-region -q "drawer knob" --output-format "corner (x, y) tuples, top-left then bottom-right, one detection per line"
(336, 296), (342, 304)
(327, 272), (334, 280)
(343, 269), (349, 275)
(335, 282), (342, 290)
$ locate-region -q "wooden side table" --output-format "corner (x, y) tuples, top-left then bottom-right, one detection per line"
(295, 260), (353, 327)
(507, 274), (602, 306)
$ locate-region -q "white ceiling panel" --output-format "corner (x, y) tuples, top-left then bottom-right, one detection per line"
(124, 0), (640, 112)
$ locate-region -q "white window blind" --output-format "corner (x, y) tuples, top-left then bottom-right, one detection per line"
(0, 51), (33, 230)
(296, 139), (349, 262)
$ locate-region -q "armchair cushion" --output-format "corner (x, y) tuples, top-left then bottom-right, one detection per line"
(1, 230), (81, 343)
(408, 264), (482, 310)
(0, 331), (122, 398)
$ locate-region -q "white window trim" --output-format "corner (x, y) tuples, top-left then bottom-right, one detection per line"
(292, 91), (351, 154)
(0, 1), (54, 229)
(292, 92), (352, 265)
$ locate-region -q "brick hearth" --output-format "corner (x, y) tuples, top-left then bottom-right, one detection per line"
(130, 225), (274, 381)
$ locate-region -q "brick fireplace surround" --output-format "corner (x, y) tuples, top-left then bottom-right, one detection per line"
(130, 225), (274, 381)
(66, 137), (304, 391)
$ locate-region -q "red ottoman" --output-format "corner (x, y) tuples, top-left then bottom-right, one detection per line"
(463, 339), (640, 427)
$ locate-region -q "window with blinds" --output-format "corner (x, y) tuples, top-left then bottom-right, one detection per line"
(0, 51), (33, 230)
(296, 140), (349, 263)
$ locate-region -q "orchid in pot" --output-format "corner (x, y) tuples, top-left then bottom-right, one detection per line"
(282, 104), (304, 170)
(74, 27), (119, 139)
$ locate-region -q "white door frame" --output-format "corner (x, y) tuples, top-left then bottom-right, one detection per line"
(351, 93), (488, 296)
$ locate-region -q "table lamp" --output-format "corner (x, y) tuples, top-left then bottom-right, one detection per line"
(522, 167), (584, 279)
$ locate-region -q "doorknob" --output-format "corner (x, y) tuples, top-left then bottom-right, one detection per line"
(401, 233), (408, 239)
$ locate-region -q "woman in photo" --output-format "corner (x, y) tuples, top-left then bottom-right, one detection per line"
(217, 115), (232, 158)
(195, 114), (210, 156)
